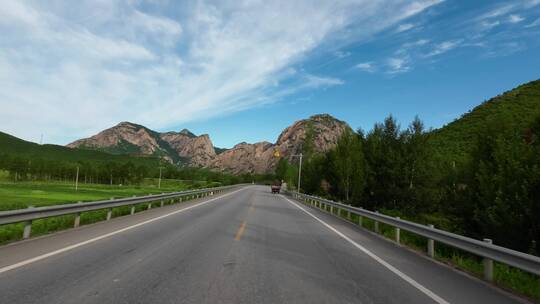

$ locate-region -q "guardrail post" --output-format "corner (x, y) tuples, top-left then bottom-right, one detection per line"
(23, 220), (32, 239)
(358, 209), (363, 226)
(395, 217), (400, 244)
(347, 211), (351, 221)
(105, 198), (114, 220)
(161, 200), (164, 207)
(74, 201), (82, 228)
(330, 205), (333, 214)
(130, 205), (135, 215)
(22, 206), (33, 239)
(147, 202), (152, 210)
(374, 211), (379, 233)
(483, 239), (494, 282)
(427, 224), (435, 258)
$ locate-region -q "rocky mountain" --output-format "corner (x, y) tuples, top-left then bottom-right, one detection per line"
(67, 114), (351, 174)
(67, 122), (180, 163)
(160, 131), (216, 167)
(209, 114), (352, 174)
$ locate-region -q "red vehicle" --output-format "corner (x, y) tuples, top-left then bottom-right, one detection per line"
(271, 184), (281, 194)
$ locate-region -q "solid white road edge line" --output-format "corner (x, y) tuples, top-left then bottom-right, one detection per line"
(281, 195), (450, 304)
(0, 187), (246, 275)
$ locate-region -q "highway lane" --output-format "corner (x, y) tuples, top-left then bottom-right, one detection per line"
(0, 185), (527, 303)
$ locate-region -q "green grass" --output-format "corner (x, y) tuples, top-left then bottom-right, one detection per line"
(306, 199), (540, 301)
(0, 177), (211, 211)
(0, 177), (217, 244)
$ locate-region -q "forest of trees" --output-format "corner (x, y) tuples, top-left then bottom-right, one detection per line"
(276, 115), (540, 255)
(0, 154), (271, 187)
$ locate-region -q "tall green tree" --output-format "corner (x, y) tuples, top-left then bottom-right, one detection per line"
(327, 130), (366, 204)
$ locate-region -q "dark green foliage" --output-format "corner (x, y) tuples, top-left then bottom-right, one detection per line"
(0, 131), (157, 165)
(429, 79), (540, 165)
(301, 154), (328, 196)
(363, 116), (406, 210)
(87, 139), (142, 155)
(0, 132), (256, 187)
(302, 122), (316, 160)
(274, 158), (289, 182)
(450, 117), (540, 252)
(326, 129), (366, 204)
(299, 79), (540, 257)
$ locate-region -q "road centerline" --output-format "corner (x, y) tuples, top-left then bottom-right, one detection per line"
(234, 221), (247, 241)
(0, 187), (246, 276)
(281, 195), (450, 304)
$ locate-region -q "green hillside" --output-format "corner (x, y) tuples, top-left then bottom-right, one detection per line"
(0, 131), (159, 166)
(429, 79), (540, 163)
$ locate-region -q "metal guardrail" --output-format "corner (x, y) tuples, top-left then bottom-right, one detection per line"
(0, 185), (240, 239)
(287, 191), (540, 279)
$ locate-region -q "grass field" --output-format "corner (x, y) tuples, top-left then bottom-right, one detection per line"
(0, 173), (221, 244)
(0, 173), (216, 211)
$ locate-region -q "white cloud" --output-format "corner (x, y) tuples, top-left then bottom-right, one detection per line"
(484, 41), (526, 57)
(480, 20), (500, 30)
(334, 50), (351, 58)
(508, 14), (525, 23)
(477, 4), (516, 20)
(303, 75), (344, 87)
(526, 17), (540, 28)
(355, 62), (375, 72)
(0, 0), (443, 144)
(129, 10), (182, 46)
(386, 57), (410, 74)
(425, 40), (462, 57)
(524, 0), (540, 8)
(396, 23), (414, 33)
(402, 39), (430, 49)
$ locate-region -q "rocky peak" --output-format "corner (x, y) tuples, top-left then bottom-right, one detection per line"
(67, 113), (350, 174)
(179, 128), (196, 138)
(276, 114), (351, 154)
(67, 121), (174, 161)
(158, 132), (216, 167)
(210, 114), (350, 174)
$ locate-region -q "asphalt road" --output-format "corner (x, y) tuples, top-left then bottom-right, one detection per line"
(0, 186), (528, 304)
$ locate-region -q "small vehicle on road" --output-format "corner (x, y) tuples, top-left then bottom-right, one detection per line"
(271, 184), (281, 194)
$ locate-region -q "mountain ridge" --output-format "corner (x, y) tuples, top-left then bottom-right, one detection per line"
(67, 114), (352, 174)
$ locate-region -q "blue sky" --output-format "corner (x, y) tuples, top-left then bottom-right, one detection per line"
(1, 0), (539, 148)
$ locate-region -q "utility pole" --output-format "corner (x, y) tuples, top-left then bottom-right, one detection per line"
(274, 150), (303, 193)
(75, 166), (79, 191)
(298, 153), (302, 193)
(158, 167), (163, 189)
(291, 153), (303, 193)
